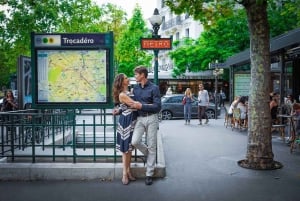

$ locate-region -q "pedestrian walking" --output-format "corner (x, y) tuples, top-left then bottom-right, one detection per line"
(166, 87), (173, 95)
(198, 83), (209, 125)
(219, 89), (226, 107)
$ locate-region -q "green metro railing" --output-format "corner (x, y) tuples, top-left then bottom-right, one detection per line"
(0, 109), (127, 163)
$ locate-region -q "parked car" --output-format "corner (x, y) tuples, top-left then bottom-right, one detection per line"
(160, 94), (221, 120)
(12, 90), (18, 100)
(0, 98), (3, 111)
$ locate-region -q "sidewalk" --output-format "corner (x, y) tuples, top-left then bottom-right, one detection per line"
(0, 115), (300, 201)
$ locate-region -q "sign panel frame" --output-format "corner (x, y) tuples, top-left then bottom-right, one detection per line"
(31, 32), (114, 109)
(140, 38), (172, 50)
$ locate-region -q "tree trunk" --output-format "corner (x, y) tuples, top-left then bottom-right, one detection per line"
(238, 0), (282, 169)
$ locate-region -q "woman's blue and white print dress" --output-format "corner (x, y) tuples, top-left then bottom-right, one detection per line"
(116, 103), (137, 153)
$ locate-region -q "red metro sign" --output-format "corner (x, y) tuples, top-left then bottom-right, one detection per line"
(140, 38), (172, 50)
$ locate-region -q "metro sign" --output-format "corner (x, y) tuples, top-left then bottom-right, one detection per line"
(140, 38), (172, 50)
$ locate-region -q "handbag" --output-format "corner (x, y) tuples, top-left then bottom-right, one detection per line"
(182, 97), (186, 105)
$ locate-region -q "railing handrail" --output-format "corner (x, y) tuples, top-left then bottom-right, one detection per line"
(0, 109), (140, 163)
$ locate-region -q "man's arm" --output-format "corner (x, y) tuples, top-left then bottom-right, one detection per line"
(133, 85), (161, 113)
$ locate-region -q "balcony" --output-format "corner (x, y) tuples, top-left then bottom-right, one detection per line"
(161, 16), (182, 31)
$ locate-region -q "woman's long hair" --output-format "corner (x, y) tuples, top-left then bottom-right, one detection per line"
(113, 73), (125, 104)
(185, 88), (192, 97)
(6, 90), (15, 99)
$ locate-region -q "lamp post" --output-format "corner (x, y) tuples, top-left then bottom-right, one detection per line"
(210, 60), (223, 120)
(149, 8), (162, 85)
(213, 69), (219, 120)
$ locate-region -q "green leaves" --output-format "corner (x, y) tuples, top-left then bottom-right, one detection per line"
(166, 0), (299, 78)
(0, 0), (128, 87)
(115, 5), (150, 77)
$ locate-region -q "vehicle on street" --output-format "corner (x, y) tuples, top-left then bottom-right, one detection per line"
(0, 98), (3, 110)
(12, 90), (18, 100)
(161, 94), (221, 120)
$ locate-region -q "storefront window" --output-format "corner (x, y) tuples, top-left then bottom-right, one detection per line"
(284, 61), (293, 97)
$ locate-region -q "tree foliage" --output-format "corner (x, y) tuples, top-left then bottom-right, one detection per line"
(115, 5), (151, 77)
(168, 0), (300, 77)
(0, 0), (129, 87)
(169, 9), (249, 77)
(166, 0), (236, 29)
(267, 0), (300, 37)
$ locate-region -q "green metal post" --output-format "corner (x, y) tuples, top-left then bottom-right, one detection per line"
(154, 49), (159, 85)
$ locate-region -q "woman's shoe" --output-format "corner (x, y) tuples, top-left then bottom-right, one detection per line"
(127, 173), (136, 181)
(122, 174), (129, 185)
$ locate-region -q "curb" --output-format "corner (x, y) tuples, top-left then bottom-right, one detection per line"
(0, 132), (166, 181)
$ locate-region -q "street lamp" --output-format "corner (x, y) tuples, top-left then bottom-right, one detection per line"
(149, 8), (162, 85)
(210, 61), (223, 120)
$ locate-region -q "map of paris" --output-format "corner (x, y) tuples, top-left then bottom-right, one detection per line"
(37, 50), (107, 102)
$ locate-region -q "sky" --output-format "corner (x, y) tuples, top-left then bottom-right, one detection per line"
(93, 0), (156, 19)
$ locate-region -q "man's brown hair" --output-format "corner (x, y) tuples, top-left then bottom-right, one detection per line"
(134, 66), (148, 78)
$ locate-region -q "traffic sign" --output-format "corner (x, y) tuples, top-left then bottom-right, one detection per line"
(209, 62), (227, 69)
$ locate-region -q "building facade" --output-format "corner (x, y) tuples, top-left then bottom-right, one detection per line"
(155, 0), (203, 72)
(147, 0), (227, 97)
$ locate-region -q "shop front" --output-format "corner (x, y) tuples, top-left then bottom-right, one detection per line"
(148, 70), (229, 101)
(226, 28), (300, 103)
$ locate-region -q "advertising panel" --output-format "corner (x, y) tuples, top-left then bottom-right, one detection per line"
(234, 73), (251, 97)
(17, 56), (32, 109)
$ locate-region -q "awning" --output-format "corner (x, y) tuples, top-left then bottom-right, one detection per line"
(226, 27), (300, 66)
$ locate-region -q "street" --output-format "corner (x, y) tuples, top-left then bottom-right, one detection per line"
(0, 115), (300, 201)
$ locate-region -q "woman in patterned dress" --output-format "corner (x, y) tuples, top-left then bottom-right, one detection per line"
(113, 73), (138, 185)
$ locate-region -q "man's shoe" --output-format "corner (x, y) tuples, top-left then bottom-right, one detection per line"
(205, 119), (209, 124)
(145, 176), (153, 185)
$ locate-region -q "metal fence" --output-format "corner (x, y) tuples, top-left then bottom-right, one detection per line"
(0, 109), (138, 163)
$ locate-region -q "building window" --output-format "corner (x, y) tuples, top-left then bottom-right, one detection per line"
(161, 0), (165, 8)
(185, 28), (189, 38)
(161, 16), (165, 29)
(176, 32), (180, 41)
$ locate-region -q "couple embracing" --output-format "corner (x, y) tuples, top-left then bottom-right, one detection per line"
(113, 66), (161, 186)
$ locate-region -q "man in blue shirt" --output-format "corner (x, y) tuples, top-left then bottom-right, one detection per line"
(131, 66), (161, 185)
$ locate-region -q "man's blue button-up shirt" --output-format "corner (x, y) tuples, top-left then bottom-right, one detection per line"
(133, 80), (161, 114)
